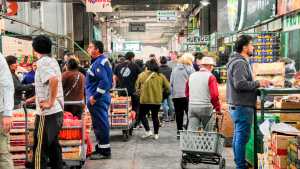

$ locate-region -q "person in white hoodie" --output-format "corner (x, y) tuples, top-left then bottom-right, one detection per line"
(0, 53), (15, 169)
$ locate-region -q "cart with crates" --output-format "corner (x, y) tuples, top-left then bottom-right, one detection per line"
(179, 113), (226, 169)
(23, 101), (89, 169)
(110, 88), (135, 141)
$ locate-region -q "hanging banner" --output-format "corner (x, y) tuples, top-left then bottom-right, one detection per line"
(2, 36), (34, 67)
(86, 0), (113, 13)
(277, 0), (300, 16)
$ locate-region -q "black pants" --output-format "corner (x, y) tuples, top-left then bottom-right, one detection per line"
(139, 104), (161, 134)
(32, 112), (63, 169)
(173, 97), (189, 131)
(131, 94), (141, 127)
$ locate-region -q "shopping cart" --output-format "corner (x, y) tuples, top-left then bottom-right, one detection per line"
(179, 113), (226, 169)
(24, 100), (87, 169)
(110, 88), (135, 141)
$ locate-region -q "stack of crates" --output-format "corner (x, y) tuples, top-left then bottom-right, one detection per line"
(246, 114), (280, 166)
(287, 139), (298, 169)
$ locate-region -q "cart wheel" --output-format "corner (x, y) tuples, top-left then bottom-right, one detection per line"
(129, 128), (133, 136)
(219, 158), (225, 169)
(181, 159), (187, 169)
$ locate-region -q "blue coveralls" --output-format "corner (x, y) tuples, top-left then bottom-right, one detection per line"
(86, 55), (112, 155)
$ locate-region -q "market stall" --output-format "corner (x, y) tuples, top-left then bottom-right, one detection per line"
(9, 102), (92, 169)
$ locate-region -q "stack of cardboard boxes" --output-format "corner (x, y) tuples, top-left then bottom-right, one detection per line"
(287, 139), (299, 169)
(271, 133), (296, 169)
(258, 132), (299, 169)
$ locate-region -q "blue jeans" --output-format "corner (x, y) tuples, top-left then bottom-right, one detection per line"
(162, 96), (174, 120)
(229, 105), (254, 169)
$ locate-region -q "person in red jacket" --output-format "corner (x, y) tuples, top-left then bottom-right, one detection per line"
(185, 56), (221, 131)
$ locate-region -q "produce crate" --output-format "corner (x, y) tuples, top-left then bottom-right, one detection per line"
(246, 114), (280, 166)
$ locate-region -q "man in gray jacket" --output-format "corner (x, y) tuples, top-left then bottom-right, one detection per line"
(226, 35), (270, 169)
(0, 53), (15, 169)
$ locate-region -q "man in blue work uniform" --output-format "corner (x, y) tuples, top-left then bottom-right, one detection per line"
(86, 41), (113, 160)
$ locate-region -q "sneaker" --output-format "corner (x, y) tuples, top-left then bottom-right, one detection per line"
(142, 131), (153, 138)
(154, 134), (159, 140)
(177, 131), (180, 140)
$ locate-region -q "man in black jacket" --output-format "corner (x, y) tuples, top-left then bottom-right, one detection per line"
(6, 55), (34, 109)
(160, 56), (174, 121)
(226, 35), (270, 169)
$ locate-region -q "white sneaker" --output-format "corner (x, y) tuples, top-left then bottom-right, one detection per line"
(154, 134), (159, 140)
(142, 131), (153, 138)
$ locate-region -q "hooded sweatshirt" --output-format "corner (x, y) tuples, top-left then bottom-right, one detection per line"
(170, 63), (195, 98)
(226, 53), (260, 107)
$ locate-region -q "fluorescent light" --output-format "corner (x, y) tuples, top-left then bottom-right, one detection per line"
(200, 0), (210, 6)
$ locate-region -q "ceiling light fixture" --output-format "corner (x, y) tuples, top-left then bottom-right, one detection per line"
(200, 0), (210, 6)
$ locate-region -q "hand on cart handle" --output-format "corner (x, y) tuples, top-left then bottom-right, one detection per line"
(215, 112), (224, 132)
(2, 116), (12, 133)
(25, 96), (35, 104)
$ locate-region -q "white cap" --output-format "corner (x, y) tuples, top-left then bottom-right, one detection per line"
(200, 57), (216, 66)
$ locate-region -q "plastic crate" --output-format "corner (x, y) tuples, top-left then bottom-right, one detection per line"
(180, 130), (225, 155)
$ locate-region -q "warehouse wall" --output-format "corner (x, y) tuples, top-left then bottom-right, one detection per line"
(4, 1), (68, 36)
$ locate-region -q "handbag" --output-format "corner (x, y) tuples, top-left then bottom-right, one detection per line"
(65, 73), (80, 97)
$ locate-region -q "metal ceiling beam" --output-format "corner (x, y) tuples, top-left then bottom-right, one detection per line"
(111, 0), (201, 5)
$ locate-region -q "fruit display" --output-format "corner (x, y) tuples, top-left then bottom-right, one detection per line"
(250, 33), (280, 64)
(9, 109), (92, 168)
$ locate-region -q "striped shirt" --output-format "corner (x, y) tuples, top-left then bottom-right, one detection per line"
(35, 56), (64, 116)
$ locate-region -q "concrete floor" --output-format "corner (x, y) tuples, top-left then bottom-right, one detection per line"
(83, 122), (235, 169)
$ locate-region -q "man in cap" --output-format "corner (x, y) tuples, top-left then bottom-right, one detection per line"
(185, 56), (221, 131)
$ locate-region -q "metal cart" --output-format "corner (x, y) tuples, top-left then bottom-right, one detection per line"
(179, 113), (225, 169)
(252, 88), (300, 169)
(110, 88), (134, 141)
(24, 100), (87, 169)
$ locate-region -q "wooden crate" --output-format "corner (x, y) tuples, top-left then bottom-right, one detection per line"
(280, 114), (300, 122)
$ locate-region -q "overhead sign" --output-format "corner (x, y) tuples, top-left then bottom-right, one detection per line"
(157, 10), (177, 22)
(129, 23), (146, 32)
(86, 0), (113, 13)
(123, 41), (142, 52)
(186, 35), (210, 45)
(278, 0), (300, 16)
(283, 12), (300, 32)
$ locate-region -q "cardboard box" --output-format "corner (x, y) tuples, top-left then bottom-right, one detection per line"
(280, 114), (300, 122)
(274, 155), (287, 169)
(272, 133), (296, 151)
(277, 101), (300, 109)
